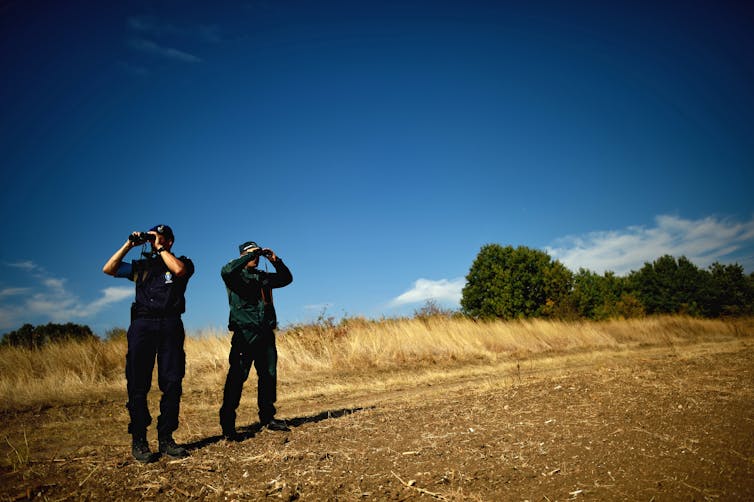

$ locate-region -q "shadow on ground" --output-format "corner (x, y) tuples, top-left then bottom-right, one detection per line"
(184, 406), (373, 451)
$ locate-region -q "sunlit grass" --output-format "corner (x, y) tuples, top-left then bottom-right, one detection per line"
(1, 316), (751, 410)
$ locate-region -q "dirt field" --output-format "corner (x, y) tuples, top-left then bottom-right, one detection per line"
(2, 339), (753, 501)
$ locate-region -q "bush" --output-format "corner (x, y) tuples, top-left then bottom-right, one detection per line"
(105, 327), (128, 341)
(413, 299), (457, 320)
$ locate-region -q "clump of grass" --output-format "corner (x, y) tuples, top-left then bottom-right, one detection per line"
(3, 429), (29, 471)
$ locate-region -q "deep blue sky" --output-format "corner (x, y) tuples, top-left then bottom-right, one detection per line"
(1, 0), (753, 335)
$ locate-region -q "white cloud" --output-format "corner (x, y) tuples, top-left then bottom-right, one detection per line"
(546, 214), (754, 275)
(0, 287), (30, 298)
(126, 15), (211, 63)
(77, 287), (134, 317)
(390, 278), (465, 307)
(129, 38), (202, 63)
(127, 15), (183, 37)
(0, 262), (133, 330)
(304, 303), (332, 312)
(43, 278), (66, 291)
(7, 261), (38, 271)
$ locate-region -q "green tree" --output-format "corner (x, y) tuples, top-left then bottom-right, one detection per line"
(1, 322), (96, 348)
(628, 255), (707, 315)
(461, 244), (573, 319)
(613, 292), (646, 318)
(0, 323), (37, 348)
(570, 269), (629, 320)
(570, 269), (601, 319)
(705, 262), (754, 316)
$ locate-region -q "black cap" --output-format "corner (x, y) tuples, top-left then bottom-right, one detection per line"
(239, 241), (259, 254)
(150, 224), (174, 241)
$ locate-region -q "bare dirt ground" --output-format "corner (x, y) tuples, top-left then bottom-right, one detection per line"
(2, 339), (753, 501)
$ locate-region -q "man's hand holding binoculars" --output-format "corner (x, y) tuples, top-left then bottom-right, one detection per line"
(127, 231), (170, 251)
(128, 231), (155, 247)
(245, 247), (277, 262)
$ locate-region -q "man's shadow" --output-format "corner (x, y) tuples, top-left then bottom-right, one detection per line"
(183, 406), (372, 451)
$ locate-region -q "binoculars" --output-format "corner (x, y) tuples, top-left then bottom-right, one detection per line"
(128, 232), (156, 245)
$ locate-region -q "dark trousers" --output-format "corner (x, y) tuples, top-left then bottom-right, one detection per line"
(125, 317), (186, 439)
(219, 329), (278, 432)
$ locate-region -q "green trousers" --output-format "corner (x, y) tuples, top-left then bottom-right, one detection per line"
(219, 329), (278, 432)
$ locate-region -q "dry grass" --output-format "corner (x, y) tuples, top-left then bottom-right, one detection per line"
(1, 316), (751, 411)
(0, 338), (125, 408)
(279, 315), (752, 371)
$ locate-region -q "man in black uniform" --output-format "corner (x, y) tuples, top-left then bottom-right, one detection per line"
(219, 241), (292, 440)
(103, 224), (194, 463)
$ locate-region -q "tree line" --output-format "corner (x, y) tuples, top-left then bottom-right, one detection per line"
(461, 244), (754, 320)
(0, 323), (128, 349)
(0, 322), (98, 349)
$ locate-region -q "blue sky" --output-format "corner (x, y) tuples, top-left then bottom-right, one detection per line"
(1, 0), (753, 335)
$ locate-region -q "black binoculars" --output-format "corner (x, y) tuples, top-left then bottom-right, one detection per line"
(249, 248), (272, 259)
(128, 232), (156, 245)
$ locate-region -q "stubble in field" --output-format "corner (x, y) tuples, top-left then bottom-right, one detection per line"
(1, 317), (753, 500)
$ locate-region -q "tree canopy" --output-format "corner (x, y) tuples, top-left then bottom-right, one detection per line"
(461, 244), (572, 319)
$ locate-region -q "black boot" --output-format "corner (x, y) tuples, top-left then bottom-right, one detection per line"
(220, 411), (237, 441)
(262, 418), (290, 432)
(131, 435), (153, 464)
(158, 435), (189, 458)
(222, 428), (241, 442)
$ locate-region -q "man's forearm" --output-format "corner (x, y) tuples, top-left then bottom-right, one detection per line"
(270, 258), (293, 287)
(221, 254), (255, 281)
(103, 241), (132, 276)
(158, 248), (188, 277)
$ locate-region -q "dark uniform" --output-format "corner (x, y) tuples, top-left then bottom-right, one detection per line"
(116, 252), (194, 441)
(219, 246), (292, 435)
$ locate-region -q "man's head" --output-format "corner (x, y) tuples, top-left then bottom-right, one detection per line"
(239, 240), (261, 268)
(239, 241), (260, 255)
(149, 224), (175, 249)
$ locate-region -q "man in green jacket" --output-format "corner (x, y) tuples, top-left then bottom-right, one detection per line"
(219, 241), (293, 439)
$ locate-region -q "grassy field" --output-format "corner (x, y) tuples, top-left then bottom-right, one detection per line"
(1, 315), (751, 410)
(1, 315), (753, 500)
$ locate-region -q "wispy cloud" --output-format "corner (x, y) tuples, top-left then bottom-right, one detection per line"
(546, 214), (754, 275)
(0, 287), (30, 298)
(0, 262), (132, 331)
(389, 278), (465, 307)
(128, 38), (202, 63)
(126, 15), (189, 38)
(75, 287), (134, 317)
(125, 15), (211, 64)
(304, 303), (332, 312)
(127, 15), (168, 34)
(8, 260), (38, 271)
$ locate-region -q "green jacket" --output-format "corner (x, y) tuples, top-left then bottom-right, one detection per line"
(221, 254), (293, 335)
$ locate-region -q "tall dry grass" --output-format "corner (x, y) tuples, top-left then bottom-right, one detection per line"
(1, 316), (751, 410)
(0, 338), (126, 409)
(279, 315), (752, 371)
